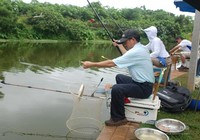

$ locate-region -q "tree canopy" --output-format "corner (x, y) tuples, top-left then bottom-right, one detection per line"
(0, 0), (194, 48)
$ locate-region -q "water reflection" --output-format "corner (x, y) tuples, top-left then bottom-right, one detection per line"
(0, 91), (4, 99)
(0, 42), (124, 140)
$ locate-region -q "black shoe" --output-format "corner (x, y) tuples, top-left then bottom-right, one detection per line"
(105, 118), (128, 126)
(178, 65), (189, 70)
(178, 66), (189, 72)
(177, 65), (185, 70)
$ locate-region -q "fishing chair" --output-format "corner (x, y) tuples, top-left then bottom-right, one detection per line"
(171, 52), (190, 70)
(153, 68), (167, 99)
(171, 54), (180, 70)
(153, 64), (172, 89)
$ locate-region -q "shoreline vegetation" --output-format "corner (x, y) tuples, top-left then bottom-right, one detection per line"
(0, 0), (193, 49)
(0, 39), (111, 44)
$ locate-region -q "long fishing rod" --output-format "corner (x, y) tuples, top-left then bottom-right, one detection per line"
(86, 0), (122, 55)
(0, 80), (105, 99)
(0, 80), (71, 94)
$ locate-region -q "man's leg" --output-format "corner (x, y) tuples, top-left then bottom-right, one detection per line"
(105, 74), (153, 126)
(180, 52), (190, 67)
(180, 55), (186, 67)
(151, 57), (163, 67)
(110, 79), (153, 121)
(116, 74), (133, 84)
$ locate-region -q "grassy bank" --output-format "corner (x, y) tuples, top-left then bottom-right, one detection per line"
(142, 73), (200, 140)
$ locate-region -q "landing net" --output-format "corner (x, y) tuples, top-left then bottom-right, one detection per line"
(66, 85), (105, 138)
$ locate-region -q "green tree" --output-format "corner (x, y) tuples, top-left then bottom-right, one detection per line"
(27, 9), (67, 38)
(0, 0), (18, 38)
(0, 0), (194, 45)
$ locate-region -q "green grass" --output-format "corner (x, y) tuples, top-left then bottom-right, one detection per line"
(141, 73), (200, 140)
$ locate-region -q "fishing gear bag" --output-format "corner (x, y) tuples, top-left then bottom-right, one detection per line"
(157, 82), (192, 113)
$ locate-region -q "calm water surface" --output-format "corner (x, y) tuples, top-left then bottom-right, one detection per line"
(0, 42), (127, 140)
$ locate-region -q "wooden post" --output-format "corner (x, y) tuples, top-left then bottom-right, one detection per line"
(187, 10), (200, 91)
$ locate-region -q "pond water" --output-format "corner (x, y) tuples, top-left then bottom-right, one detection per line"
(0, 41), (127, 140)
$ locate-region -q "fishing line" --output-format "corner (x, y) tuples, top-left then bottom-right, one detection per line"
(86, 0), (122, 55)
(108, 14), (123, 34)
(103, 6), (124, 33)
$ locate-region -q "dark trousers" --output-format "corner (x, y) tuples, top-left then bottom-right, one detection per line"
(111, 74), (153, 121)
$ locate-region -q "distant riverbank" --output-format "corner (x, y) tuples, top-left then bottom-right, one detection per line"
(0, 39), (110, 44)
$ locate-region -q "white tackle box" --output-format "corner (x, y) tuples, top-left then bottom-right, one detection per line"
(125, 95), (161, 123)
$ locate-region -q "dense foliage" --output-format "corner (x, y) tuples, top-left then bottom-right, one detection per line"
(0, 0), (194, 48)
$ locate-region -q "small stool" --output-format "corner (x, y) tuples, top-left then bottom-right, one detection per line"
(171, 55), (180, 70)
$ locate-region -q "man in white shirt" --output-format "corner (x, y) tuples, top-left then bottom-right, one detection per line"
(143, 26), (171, 68)
(170, 36), (192, 70)
(82, 29), (154, 126)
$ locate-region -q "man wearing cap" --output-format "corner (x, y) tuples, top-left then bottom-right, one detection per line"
(143, 26), (171, 68)
(82, 29), (154, 126)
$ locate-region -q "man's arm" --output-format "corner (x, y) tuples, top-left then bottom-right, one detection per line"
(112, 41), (127, 54)
(82, 60), (116, 69)
(149, 43), (161, 58)
(116, 44), (127, 54)
(169, 45), (181, 55)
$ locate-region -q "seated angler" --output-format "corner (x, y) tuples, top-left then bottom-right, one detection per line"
(143, 26), (171, 68)
(169, 36), (192, 70)
(82, 29), (154, 126)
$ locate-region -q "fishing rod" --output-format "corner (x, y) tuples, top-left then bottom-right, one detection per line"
(86, 0), (122, 55)
(0, 80), (71, 95)
(0, 80), (105, 99)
